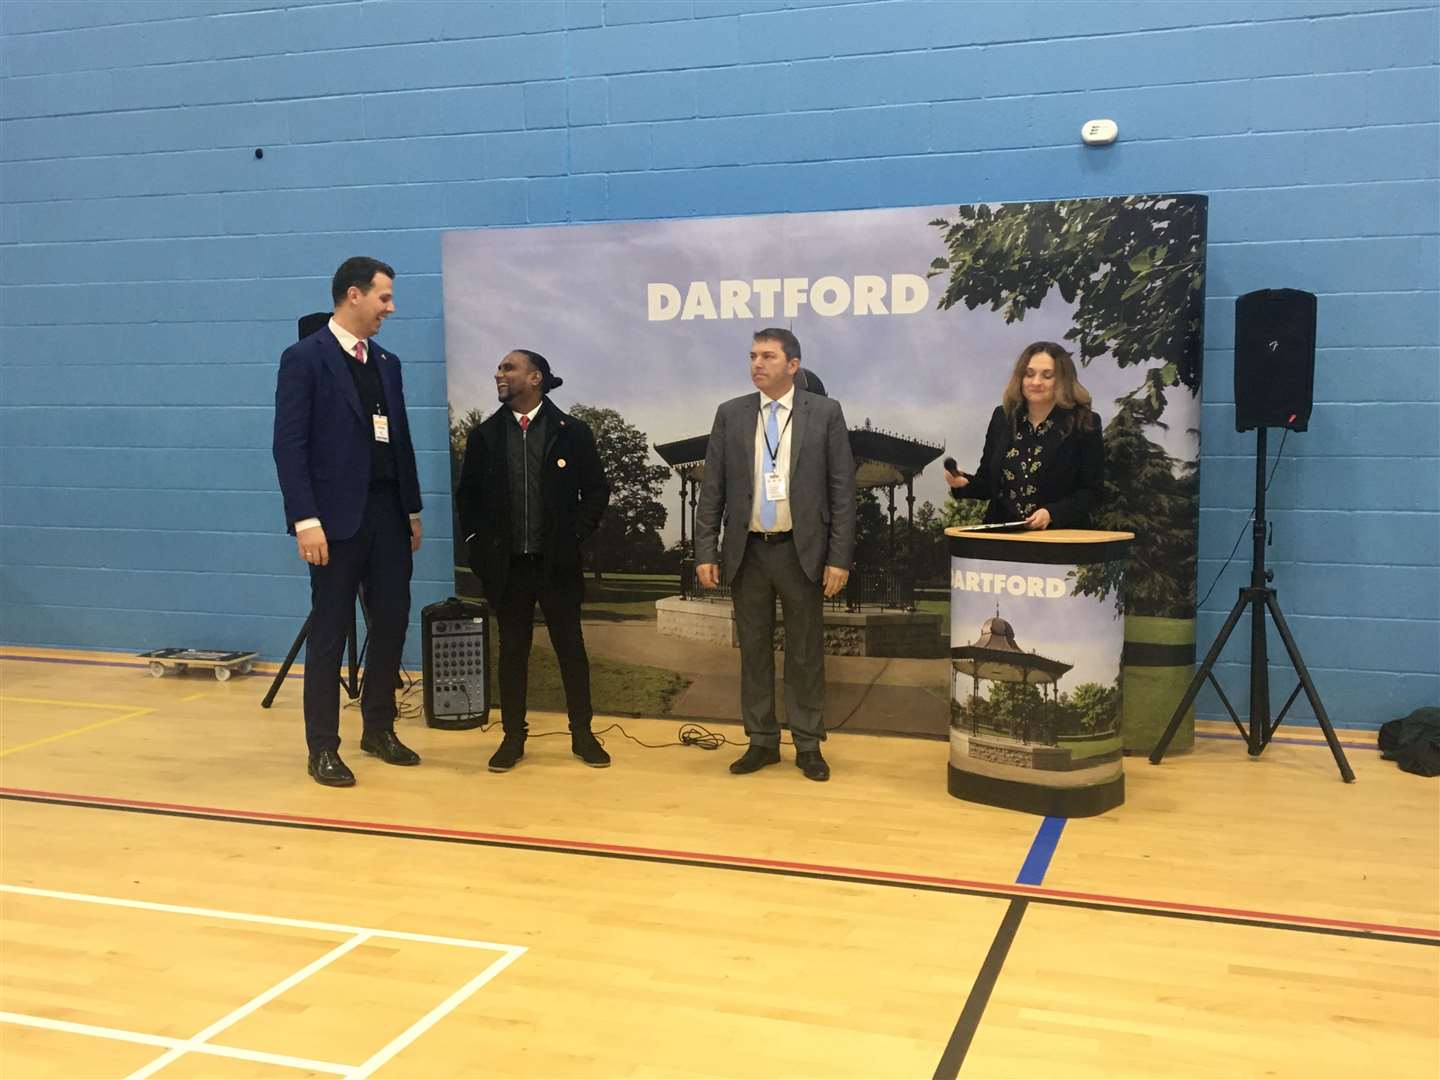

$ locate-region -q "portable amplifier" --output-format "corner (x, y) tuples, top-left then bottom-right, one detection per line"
(421, 597), (489, 729)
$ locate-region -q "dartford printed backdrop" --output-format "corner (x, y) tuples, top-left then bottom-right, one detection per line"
(442, 196), (1208, 737)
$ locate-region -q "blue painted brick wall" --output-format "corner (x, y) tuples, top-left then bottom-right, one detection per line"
(1, 0), (1436, 728)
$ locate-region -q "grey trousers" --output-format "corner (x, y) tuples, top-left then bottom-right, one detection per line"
(731, 535), (826, 751)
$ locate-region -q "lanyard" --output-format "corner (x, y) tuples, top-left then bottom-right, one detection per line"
(761, 404), (793, 467)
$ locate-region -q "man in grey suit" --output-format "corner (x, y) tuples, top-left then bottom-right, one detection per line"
(694, 329), (857, 781)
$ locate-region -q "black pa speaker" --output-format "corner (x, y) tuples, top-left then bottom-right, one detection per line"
(1234, 289), (1316, 432)
(421, 596), (490, 730)
(298, 311), (330, 341)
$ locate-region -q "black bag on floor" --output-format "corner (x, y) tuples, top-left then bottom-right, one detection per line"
(1377, 707), (1440, 777)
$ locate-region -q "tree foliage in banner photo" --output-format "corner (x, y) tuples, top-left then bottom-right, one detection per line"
(567, 404), (671, 579)
(928, 195), (1207, 619)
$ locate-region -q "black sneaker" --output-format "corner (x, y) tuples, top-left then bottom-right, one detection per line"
(571, 731), (611, 768)
(487, 735), (526, 772)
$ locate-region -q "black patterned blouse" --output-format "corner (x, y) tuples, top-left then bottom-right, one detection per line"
(953, 405), (1105, 528)
(998, 413), (1061, 518)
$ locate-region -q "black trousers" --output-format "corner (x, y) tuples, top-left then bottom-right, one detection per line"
(303, 487), (412, 754)
(494, 555), (592, 736)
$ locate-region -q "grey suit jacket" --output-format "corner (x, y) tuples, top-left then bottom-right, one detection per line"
(694, 388), (857, 585)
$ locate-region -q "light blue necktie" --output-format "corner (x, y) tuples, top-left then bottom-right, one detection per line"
(760, 400), (781, 531)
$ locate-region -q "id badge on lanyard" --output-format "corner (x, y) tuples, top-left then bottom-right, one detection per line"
(762, 405), (792, 501)
(372, 414), (390, 443)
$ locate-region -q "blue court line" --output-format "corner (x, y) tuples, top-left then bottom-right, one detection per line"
(1015, 816), (1066, 886)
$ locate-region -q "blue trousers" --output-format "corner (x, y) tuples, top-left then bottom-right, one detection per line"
(303, 487), (412, 754)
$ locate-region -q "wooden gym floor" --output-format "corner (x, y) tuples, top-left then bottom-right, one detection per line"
(1, 646), (1436, 1080)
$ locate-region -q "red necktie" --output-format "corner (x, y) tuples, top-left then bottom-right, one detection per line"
(353, 341), (366, 363)
(519, 415), (530, 433)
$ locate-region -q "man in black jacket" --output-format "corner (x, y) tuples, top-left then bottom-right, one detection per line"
(455, 350), (611, 772)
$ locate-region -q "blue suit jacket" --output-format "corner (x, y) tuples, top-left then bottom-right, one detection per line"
(272, 326), (423, 542)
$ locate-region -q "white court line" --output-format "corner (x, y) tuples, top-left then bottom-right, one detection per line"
(123, 933), (372, 1080)
(0, 1012), (350, 1075)
(350, 948), (527, 1080)
(1, 883), (529, 1076)
(0, 882), (524, 952)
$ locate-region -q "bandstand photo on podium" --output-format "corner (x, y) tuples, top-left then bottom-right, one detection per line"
(945, 527), (1135, 817)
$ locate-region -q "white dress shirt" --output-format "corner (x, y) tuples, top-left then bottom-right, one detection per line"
(327, 316), (365, 363)
(748, 385), (795, 533)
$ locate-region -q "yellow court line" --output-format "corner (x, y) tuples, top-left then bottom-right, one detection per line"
(180, 692), (206, 702)
(0, 706), (154, 759)
(1, 696), (150, 712)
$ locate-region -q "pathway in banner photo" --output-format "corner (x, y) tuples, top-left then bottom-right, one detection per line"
(581, 620), (951, 735)
(1, 649), (1435, 1080)
(455, 568), (956, 736)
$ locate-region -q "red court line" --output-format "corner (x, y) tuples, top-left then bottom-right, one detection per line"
(0, 653), (281, 674)
(5, 785), (1436, 941)
(1195, 731), (1376, 752)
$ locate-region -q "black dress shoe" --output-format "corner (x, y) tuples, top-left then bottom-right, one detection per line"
(488, 735), (526, 772)
(571, 731), (611, 767)
(307, 749), (355, 787)
(360, 728), (420, 766)
(729, 744), (781, 774)
(795, 749), (830, 782)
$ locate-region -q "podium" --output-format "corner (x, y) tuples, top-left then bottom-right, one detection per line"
(944, 527), (1134, 817)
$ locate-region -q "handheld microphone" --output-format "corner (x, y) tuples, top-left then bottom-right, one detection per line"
(943, 457), (959, 473)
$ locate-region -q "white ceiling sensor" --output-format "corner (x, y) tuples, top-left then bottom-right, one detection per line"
(1080, 119), (1119, 145)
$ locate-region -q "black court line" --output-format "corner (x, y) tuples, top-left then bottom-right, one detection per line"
(4, 792), (1435, 949)
(933, 898), (1028, 1080)
(931, 816), (1065, 1078)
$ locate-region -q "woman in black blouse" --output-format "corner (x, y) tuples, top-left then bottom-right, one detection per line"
(945, 341), (1104, 529)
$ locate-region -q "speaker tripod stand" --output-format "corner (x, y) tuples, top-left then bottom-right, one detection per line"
(260, 590), (371, 709)
(1150, 427), (1354, 782)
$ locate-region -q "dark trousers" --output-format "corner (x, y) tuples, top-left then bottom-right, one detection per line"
(731, 535), (827, 752)
(495, 555), (592, 737)
(303, 488), (412, 754)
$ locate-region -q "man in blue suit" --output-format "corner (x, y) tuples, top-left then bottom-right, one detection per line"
(273, 257), (424, 786)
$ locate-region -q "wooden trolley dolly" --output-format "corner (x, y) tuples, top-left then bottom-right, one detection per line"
(138, 648), (257, 682)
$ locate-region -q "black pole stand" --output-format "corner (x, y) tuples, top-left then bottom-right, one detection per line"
(1150, 427), (1354, 782)
(260, 596), (367, 709)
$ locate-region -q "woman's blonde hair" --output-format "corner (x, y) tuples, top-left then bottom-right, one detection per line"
(1000, 341), (1096, 435)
